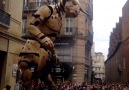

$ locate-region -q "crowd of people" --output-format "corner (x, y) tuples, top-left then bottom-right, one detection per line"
(2, 85), (11, 90)
(54, 81), (129, 90)
(3, 81), (129, 90)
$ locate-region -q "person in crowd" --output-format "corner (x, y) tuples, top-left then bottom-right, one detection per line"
(2, 85), (11, 90)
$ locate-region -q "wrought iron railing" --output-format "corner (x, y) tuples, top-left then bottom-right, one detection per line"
(0, 9), (10, 26)
(87, 31), (93, 44)
(23, 2), (48, 10)
(22, 27), (78, 38)
(59, 27), (78, 36)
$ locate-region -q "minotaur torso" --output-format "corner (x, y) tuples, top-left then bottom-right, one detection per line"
(35, 5), (63, 41)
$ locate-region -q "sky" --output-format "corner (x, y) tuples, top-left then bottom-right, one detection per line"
(93, 0), (127, 60)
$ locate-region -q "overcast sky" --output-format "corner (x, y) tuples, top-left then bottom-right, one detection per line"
(93, 0), (127, 60)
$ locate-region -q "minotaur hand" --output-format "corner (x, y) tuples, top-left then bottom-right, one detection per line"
(41, 36), (59, 62)
(36, 33), (59, 62)
(41, 36), (54, 50)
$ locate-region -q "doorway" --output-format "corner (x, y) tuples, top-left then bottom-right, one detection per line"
(0, 51), (7, 89)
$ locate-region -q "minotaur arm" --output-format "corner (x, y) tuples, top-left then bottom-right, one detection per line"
(27, 5), (56, 55)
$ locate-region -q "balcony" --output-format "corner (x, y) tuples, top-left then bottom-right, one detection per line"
(23, 2), (48, 11)
(0, 9), (10, 29)
(65, 11), (78, 18)
(85, 60), (91, 67)
(87, 31), (93, 44)
(58, 27), (78, 37)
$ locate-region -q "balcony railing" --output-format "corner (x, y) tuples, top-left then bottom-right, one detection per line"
(59, 27), (78, 37)
(0, 9), (10, 27)
(23, 2), (48, 10)
(85, 59), (91, 66)
(87, 31), (93, 44)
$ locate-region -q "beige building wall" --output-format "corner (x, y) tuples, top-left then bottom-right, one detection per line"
(72, 0), (93, 84)
(0, 0), (24, 89)
(92, 52), (105, 80)
(72, 39), (86, 83)
(8, 0), (23, 37)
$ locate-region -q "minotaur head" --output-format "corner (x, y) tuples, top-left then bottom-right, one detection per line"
(73, 0), (89, 15)
(63, 0), (89, 16)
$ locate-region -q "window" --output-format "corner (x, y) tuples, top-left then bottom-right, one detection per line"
(49, 0), (56, 5)
(56, 46), (72, 62)
(95, 67), (97, 71)
(24, 0), (27, 5)
(65, 18), (74, 35)
(22, 16), (27, 35)
(36, 0), (41, 7)
(0, 0), (6, 10)
(85, 46), (90, 60)
(24, 0), (29, 9)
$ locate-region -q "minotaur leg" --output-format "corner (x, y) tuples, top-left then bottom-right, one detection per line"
(47, 74), (57, 90)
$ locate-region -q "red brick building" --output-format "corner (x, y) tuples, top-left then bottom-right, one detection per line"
(105, 0), (129, 83)
(105, 18), (122, 83)
(122, 0), (129, 83)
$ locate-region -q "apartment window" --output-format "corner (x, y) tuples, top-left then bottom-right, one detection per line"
(22, 16), (27, 34)
(56, 46), (72, 62)
(123, 58), (126, 69)
(99, 67), (100, 71)
(65, 17), (73, 35)
(92, 67), (94, 71)
(36, 0), (41, 7)
(24, 0), (27, 5)
(49, 0), (56, 5)
(95, 67), (97, 71)
(56, 46), (71, 55)
(97, 74), (99, 77)
(0, 0), (6, 10)
(85, 47), (90, 60)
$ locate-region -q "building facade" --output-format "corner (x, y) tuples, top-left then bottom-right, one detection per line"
(0, 0), (24, 89)
(105, 0), (129, 83)
(105, 17), (122, 83)
(122, 0), (129, 83)
(92, 52), (105, 83)
(22, 0), (93, 84)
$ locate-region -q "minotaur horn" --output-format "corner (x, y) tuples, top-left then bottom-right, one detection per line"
(73, 0), (89, 15)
